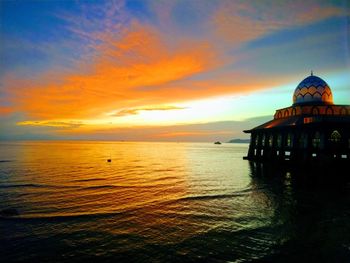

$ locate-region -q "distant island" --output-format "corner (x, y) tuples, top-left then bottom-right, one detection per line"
(227, 139), (250, 143)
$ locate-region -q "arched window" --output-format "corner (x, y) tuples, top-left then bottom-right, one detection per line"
(262, 134), (266, 146)
(299, 133), (308, 148)
(277, 111), (282, 119)
(286, 133), (293, 147)
(255, 134), (259, 146)
(330, 130), (341, 142)
(326, 107), (333, 115)
(277, 134), (282, 148)
(284, 110), (289, 118)
(251, 134), (256, 146)
(340, 107), (348, 115)
(311, 106), (319, 115)
(312, 131), (321, 148)
(292, 108), (297, 116)
(268, 134), (273, 147)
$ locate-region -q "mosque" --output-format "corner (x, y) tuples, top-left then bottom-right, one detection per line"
(244, 73), (350, 163)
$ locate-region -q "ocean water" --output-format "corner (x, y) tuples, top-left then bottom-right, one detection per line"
(0, 141), (350, 262)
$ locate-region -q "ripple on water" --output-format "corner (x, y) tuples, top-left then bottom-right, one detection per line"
(1, 141), (350, 262)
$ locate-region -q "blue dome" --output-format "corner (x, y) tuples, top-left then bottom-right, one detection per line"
(293, 74), (333, 105)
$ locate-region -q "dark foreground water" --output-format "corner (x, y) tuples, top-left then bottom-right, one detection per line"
(0, 141), (349, 262)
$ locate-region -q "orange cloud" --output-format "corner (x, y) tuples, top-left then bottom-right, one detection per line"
(4, 0), (344, 128)
(17, 120), (83, 129)
(5, 24), (216, 121)
(0, 106), (13, 115)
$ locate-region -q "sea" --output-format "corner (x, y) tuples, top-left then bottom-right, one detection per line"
(0, 141), (350, 262)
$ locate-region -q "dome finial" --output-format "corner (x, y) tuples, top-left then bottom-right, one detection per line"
(311, 70), (313, 76)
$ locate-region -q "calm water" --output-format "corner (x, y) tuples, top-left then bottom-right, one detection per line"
(0, 141), (350, 262)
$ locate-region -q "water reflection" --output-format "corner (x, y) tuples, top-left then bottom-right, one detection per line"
(248, 161), (350, 262)
(1, 142), (350, 262)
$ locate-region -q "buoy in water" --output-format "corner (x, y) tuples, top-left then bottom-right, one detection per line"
(107, 159), (112, 162)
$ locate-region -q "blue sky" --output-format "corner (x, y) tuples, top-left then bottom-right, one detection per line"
(0, 0), (349, 141)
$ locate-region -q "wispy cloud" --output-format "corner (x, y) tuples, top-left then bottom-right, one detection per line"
(112, 105), (186, 117)
(211, 0), (348, 45)
(4, 23), (216, 120)
(0, 106), (12, 115)
(57, 0), (129, 52)
(17, 120), (83, 129)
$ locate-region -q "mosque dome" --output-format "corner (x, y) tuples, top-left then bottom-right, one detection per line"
(293, 73), (333, 105)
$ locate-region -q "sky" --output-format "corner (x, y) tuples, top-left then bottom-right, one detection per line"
(0, 0), (349, 141)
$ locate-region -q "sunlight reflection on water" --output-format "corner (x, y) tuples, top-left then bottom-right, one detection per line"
(1, 141), (349, 262)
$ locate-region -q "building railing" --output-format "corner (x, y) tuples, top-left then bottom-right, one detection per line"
(274, 105), (350, 120)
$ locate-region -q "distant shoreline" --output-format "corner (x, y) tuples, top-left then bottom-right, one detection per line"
(227, 139), (250, 143)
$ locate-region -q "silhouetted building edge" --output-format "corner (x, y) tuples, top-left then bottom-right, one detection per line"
(243, 74), (350, 164)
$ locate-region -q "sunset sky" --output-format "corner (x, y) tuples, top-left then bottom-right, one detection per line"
(0, 0), (349, 141)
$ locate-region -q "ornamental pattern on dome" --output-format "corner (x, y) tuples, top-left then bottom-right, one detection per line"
(293, 75), (333, 105)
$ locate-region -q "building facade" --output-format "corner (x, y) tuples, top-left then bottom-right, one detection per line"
(244, 74), (350, 163)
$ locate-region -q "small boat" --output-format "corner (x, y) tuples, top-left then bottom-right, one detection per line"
(214, 141), (222, 145)
(107, 159), (112, 162)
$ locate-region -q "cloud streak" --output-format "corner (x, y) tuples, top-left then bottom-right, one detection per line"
(211, 0), (348, 45)
(113, 105), (187, 117)
(17, 120), (83, 129)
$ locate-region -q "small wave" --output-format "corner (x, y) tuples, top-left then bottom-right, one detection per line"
(81, 185), (132, 191)
(0, 183), (45, 188)
(0, 210), (129, 222)
(148, 175), (179, 182)
(73, 178), (105, 183)
(156, 210), (233, 222)
(178, 192), (248, 202)
(0, 183), (78, 189)
(0, 160), (13, 163)
(152, 169), (174, 173)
